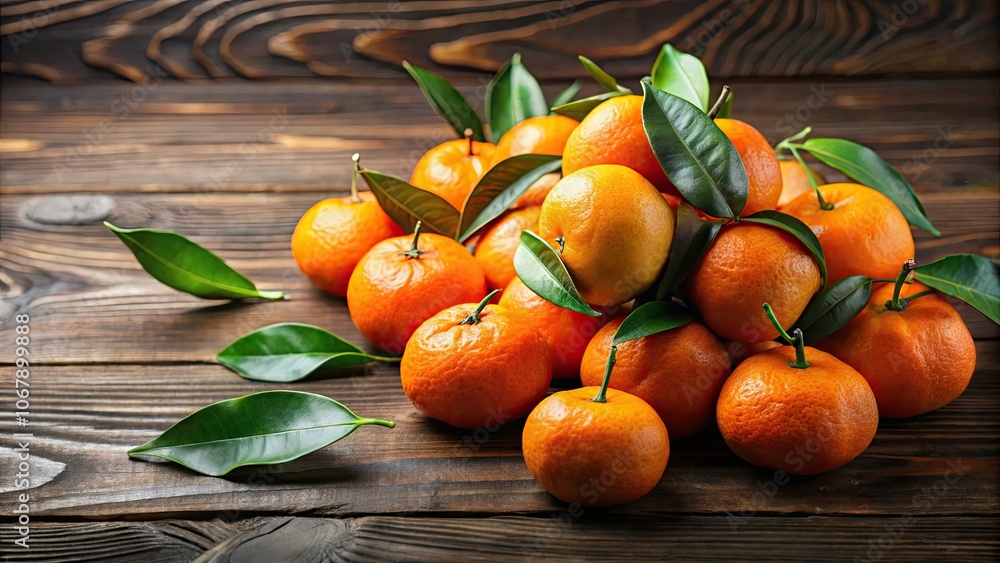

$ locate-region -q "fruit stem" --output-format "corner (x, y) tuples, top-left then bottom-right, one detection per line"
(886, 259), (916, 311)
(399, 221), (425, 259)
(350, 153), (362, 204)
(464, 128), (475, 156)
(460, 289), (501, 325)
(902, 289), (935, 304)
(591, 344), (617, 403)
(555, 235), (566, 254)
(706, 85), (732, 119)
(763, 303), (810, 369)
(355, 418), (396, 429)
(788, 146), (833, 211)
(775, 126), (812, 149)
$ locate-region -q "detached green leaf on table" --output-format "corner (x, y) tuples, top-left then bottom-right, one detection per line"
(913, 254), (1000, 324)
(552, 90), (628, 121)
(650, 43), (710, 111)
(458, 155), (562, 242)
(486, 53), (548, 141)
(361, 170), (460, 236)
(403, 61), (485, 142)
(127, 391), (395, 477)
(656, 203), (723, 299)
(514, 231), (600, 317)
(795, 275), (873, 343)
(105, 222), (282, 301)
(613, 301), (694, 346)
(578, 55), (632, 93)
(218, 323), (399, 382)
(801, 138), (940, 236)
(742, 210), (828, 288)
(641, 81), (749, 219)
(550, 80), (582, 109)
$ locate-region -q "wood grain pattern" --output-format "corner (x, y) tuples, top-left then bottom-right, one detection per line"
(0, 0), (997, 83)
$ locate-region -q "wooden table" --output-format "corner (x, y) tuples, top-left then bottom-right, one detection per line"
(1, 2), (998, 561)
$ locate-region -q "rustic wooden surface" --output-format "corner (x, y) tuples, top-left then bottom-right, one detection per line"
(1, 1), (999, 561)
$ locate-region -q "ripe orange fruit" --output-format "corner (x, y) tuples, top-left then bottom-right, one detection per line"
(782, 183), (914, 287)
(492, 115), (579, 163)
(410, 135), (497, 210)
(715, 118), (782, 216)
(562, 95), (676, 195)
(473, 206), (540, 290)
(684, 223), (821, 343)
(291, 191), (404, 296)
(347, 224), (487, 354)
(401, 291), (552, 428)
(777, 159), (826, 209)
(499, 276), (611, 379)
(725, 339), (783, 365)
(716, 345), (878, 475)
(580, 318), (731, 438)
(511, 173), (560, 209)
(817, 280), (976, 418)
(538, 164), (675, 306)
(522, 387), (668, 506)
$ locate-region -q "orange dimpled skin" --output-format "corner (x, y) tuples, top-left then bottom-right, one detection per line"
(474, 206), (541, 290)
(562, 95), (676, 195)
(715, 119), (782, 216)
(782, 183), (915, 287)
(522, 387), (669, 507)
(580, 318), (731, 438)
(492, 115), (579, 163)
(716, 346), (878, 475)
(400, 302), (552, 429)
(410, 137), (497, 210)
(291, 192), (404, 296)
(817, 281), (976, 418)
(346, 231), (487, 354)
(499, 277), (612, 379)
(777, 159), (826, 209)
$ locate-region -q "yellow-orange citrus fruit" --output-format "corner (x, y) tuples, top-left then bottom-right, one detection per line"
(291, 192), (404, 296)
(539, 164), (675, 306)
(492, 115), (579, 163)
(562, 95), (676, 194)
(725, 339), (783, 366)
(522, 387), (669, 506)
(685, 223), (821, 343)
(347, 230), (487, 354)
(817, 281), (976, 418)
(580, 318), (731, 438)
(410, 137), (496, 210)
(474, 206), (540, 290)
(499, 277), (611, 379)
(401, 298), (552, 428)
(717, 346), (878, 475)
(777, 159), (826, 208)
(782, 183), (914, 287)
(715, 118), (782, 216)
(512, 173), (560, 209)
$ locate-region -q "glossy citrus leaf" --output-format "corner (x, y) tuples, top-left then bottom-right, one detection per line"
(613, 301), (694, 346)
(127, 391), (395, 476)
(794, 275), (873, 343)
(550, 80), (582, 109)
(650, 43), (710, 111)
(742, 210), (828, 288)
(360, 170), (460, 236)
(656, 203), (723, 299)
(578, 55), (632, 93)
(457, 155), (562, 242)
(641, 81), (749, 220)
(403, 61), (485, 142)
(801, 138), (940, 236)
(105, 222), (282, 300)
(551, 90), (628, 121)
(513, 231), (600, 317)
(913, 254), (1000, 324)
(485, 53), (548, 142)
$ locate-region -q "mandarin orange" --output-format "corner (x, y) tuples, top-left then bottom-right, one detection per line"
(473, 206), (540, 290)
(410, 134), (496, 210)
(715, 118), (782, 216)
(777, 159), (826, 209)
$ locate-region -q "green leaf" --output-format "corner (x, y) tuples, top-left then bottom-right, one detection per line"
(485, 53), (548, 142)
(578, 56), (632, 93)
(550, 80), (582, 109)
(104, 222), (282, 301)
(795, 275), (873, 343)
(641, 81), (749, 219)
(741, 210), (828, 288)
(650, 44), (710, 111)
(403, 61), (485, 142)
(217, 323), (399, 382)
(513, 231), (600, 317)
(656, 203), (723, 299)
(913, 254), (1000, 324)
(801, 138), (940, 236)
(551, 90), (628, 121)
(127, 391), (394, 476)
(361, 170), (460, 236)
(457, 155), (562, 242)
(613, 301), (694, 346)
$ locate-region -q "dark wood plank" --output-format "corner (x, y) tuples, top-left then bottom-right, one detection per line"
(1, 189), (996, 365)
(7, 341), (996, 519)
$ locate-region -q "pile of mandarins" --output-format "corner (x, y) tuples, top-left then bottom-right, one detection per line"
(290, 46), (992, 508)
